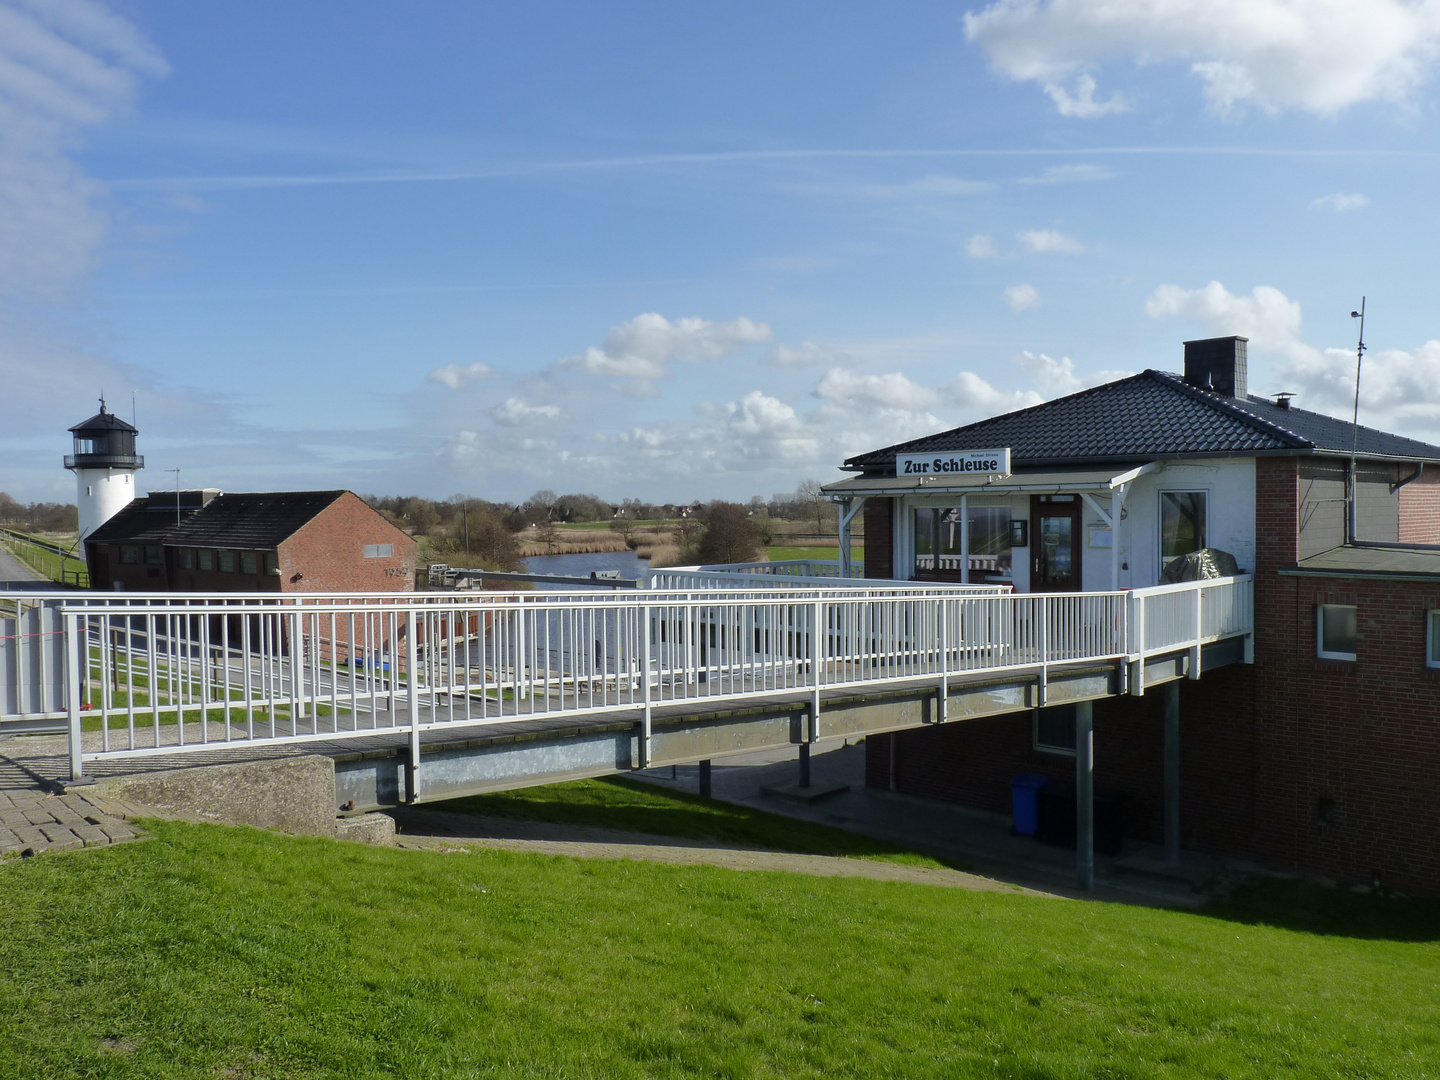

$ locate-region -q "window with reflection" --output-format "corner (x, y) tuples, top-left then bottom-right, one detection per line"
(913, 505), (1013, 582)
(1160, 491), (1207, 566)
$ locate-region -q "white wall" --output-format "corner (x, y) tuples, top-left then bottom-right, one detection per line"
(76, 468), (137, 542)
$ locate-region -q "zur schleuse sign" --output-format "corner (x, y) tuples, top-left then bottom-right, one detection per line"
(896, 448), (1011, 478)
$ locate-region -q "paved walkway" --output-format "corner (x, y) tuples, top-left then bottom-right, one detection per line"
(0, 544), (57, 590)
(389, 806), (1051, 894)
(0, 750), (144, 858)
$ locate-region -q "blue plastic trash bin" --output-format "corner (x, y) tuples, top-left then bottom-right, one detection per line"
(1011, 773), (1050, 837)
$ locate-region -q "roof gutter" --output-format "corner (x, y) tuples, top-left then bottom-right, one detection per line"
(1389, 461), (1424, 495)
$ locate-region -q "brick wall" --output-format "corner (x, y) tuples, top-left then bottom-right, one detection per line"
(863, 498), (894, 579)
(1399, 469), (1440, 544)
(1251, 574), (1440, 895)
(277, 492), (416, 593)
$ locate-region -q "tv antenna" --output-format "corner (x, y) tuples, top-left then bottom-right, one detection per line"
(168, 467), (181, 526)
(1347, 298), (1366, 543)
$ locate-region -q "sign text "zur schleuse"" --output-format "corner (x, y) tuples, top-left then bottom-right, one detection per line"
(896, 448), (1011, 478)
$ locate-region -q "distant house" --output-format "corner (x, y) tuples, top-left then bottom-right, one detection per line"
(85, 489), (416, 593)
(827, 335), (1440, 895)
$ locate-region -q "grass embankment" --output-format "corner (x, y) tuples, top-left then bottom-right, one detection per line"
(3, 821), (1438, 1078)
(765, 545), (863, 563)
(0, 530), (87, 586)
(433, 775), (952, 868)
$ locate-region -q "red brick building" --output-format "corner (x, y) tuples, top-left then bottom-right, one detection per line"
(830, 336), (1440, 894)
(84, 489), (416, 594)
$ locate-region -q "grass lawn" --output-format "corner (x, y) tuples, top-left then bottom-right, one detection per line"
(764, 545), (863, 563)
(431, 775), (955, 869)
(2, 822), (1438, 1078)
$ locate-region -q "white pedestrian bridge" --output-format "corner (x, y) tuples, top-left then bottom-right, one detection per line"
(3, 562), (1250, 787)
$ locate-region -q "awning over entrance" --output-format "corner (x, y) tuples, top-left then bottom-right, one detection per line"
(821, 463), (1158, 499)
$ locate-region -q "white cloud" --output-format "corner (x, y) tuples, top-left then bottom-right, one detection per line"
(1045, 74), (1129, 118)
(490, 397), (560, 426)
(964, 0), (1440, 117)
(966, 234), (997, 258)
(1146, 280), (1440, 434)
(1005, 284), (1040, 310)
(770, 340), (845, 367)
(1012, 351), (1080, 394)
(1311, 192), (1370, 212)
(0, 0), (167, 298)
(1018, 229), (1084, 254)
(820, 174), (995, 201)
(427, 360), (495, 389)
(554, 312), (772, 394)
(814, 366), (1040, 416)
(1019, 163), (1117, 184)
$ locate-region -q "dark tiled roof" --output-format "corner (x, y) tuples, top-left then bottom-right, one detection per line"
(69, 409), (138, 434)
(86, 491), (347, 550)
(166, 492), (347, 548)
(845, 370), (1440, 473)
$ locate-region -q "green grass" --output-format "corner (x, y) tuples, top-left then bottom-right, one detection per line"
(432, 775), (953, 869)
(2, 821), (1439, 1078)
(765, 545), (863, 563)
(1, 533), (88, 586)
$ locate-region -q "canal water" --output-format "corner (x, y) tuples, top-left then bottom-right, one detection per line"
(521, 550), (653, 589)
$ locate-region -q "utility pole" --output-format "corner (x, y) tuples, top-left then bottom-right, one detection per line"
(168, 467), (181, 526)
(1348, 299), (1366, 544)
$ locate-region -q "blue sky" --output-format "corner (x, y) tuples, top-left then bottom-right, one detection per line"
(5, 0), (1440, 504)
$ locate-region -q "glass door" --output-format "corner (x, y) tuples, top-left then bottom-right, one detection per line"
(1030, 495), (1082, 592)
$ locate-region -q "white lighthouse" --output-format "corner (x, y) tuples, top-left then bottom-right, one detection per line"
(65, 399), (144, 543)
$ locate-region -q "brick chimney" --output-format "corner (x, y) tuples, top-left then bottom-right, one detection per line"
(1183, 336), (1248, 398)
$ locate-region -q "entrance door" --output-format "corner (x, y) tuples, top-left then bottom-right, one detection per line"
(1030, 495), (1082, 592)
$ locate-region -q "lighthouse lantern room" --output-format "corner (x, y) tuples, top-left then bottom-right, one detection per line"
(65, 399), (143, 542)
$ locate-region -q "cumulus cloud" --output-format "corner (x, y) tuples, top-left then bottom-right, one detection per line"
(966, 234), (997, 258)
(814, 366), (1040, 416)
(427, 360), (495, 389)
(0, 0), (167, 298)
(1045, 74), (1129, 117)
(1019, 229), (1084, 254)
(490, 397), (561, 426)
(554, 312), (772, 394)
(1311, 192), (1370, 212)
(1005, 284), (1040, 310)
(1012, 351), (1081, 394)
(1146, 280), (1440, 435)
(964, 0), (1440, 117)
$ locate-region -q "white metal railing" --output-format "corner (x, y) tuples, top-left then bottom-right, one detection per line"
(0, 576), (1252, 777)
(693, 558), (861, 578)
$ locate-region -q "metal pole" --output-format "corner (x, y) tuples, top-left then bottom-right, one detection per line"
(1164, 681), (1181, 865)
(406, 609), (421, 803)
(1075, 700), (1094, 890)
(1348, 297), (1366, 544)
(66, 612), (84, 781)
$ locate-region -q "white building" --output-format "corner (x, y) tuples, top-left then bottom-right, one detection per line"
(65, 402), (144, 543)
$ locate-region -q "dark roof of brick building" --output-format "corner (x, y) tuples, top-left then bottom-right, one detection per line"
(845, 369), (1440, 473)
(87, 490), (348, 549)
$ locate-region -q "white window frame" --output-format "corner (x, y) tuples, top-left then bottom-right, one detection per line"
(1158, 489), (1209, 569)
(1317, 604), (1358, 662)
(1033, 704), (1077, 757)
(363, 543), (394, 559)
(1427, 610), (1440, 670)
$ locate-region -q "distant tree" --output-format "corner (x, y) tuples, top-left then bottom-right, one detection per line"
(694, 502), (763, 565)
(610, 518), (637, 544)
(795, 479), (833, 534)
(535, 520), (561, 553)
(468, 507), (522, 569)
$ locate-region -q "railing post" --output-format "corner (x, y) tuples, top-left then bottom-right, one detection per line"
(1189, 583), (1203, 680)
(406, 609), (421, 803)
(1129, 590), (1146, 696)
(65, 611), (84, 782)
(936, 597), (948, 723)
(639, 603), (652, 768)
(1036, 598), (1048, 708)
(810, 600), (824, 742)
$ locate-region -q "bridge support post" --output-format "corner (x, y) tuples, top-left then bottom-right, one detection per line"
(1164, 681), (1180, 866)
(798, 743), (811, 788)
(1075, 700), (1094, 891)
(65, 612), (84, 782)
(406, 610), (421, 803)
(698, 758), (712, 798)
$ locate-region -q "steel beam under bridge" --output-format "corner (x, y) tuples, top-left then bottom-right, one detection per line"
(334, 639), (1243, 810)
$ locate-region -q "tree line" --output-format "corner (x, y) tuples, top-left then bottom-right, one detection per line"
(0, 494), (79, 534)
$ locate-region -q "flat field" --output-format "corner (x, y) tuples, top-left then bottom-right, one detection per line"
(2, 814), (1437, 1078)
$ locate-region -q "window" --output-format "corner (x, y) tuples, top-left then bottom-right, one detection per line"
(1034, 704), (1077, 755)
(363, 543), (394, 559)
(264, 552), (278, 575)
(1160, 491), (1207, 566)
(241, 552), (258, 575)
(198, 549), (213, 571)
(119, 545), (139, 565)
(75, 438), (97, 455)
(144, 546), (163, 565)
(912, 505), (1013, 581)
(1318, 604), (1358, 661)
(178, 548), (193, 570)
(219, 550), (235, 573)
(1428, 611), (1440, 669)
